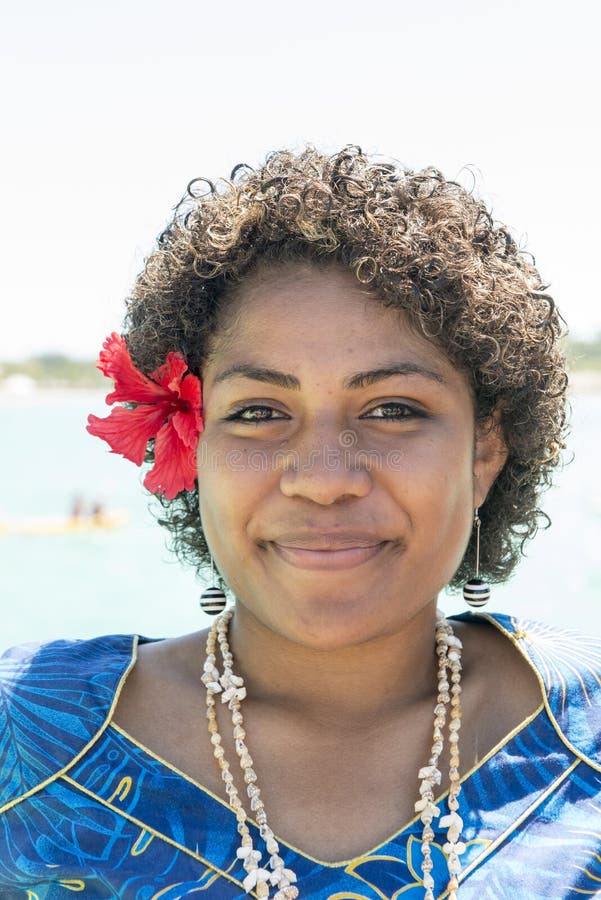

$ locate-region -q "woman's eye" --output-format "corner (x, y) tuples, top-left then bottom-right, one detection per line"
(224, 405), (288, 423)
(362, 402), (423, 420)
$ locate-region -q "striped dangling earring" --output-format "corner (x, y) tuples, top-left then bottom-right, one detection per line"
(463, 508), (491, 609)
(200, 555), (227, 616)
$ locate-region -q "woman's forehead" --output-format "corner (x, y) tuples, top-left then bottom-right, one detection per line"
(212, 264), (410, 341)
(202, 264), (460, 389)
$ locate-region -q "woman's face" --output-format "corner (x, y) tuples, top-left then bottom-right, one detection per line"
(197, 264), (506, 649)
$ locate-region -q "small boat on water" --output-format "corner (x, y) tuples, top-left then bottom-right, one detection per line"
(0, 512), (128, 536)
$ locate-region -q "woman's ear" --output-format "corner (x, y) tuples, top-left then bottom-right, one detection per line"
(473, 408), (509, 508)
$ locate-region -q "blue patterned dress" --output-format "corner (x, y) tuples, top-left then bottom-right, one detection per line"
(0, 613), (600, 899)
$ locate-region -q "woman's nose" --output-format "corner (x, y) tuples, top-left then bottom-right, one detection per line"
(278, 421), (372, 504)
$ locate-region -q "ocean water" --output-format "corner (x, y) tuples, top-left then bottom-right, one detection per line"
(1, 388), (600, 651)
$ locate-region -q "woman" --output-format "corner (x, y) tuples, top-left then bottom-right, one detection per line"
(1, 146), (599, 900)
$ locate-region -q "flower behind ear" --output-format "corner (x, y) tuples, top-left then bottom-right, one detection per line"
(86, 332), (203, 499)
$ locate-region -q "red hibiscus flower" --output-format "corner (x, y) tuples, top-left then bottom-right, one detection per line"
(86, 333), (204, 499)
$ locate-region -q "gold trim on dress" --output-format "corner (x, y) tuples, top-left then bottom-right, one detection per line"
(0, 635), (141, 817)
(477, 614), (601, 773)
(60, 774), (248, 896)
(451, 757), (581, 893)
(108, 702), (544, 869)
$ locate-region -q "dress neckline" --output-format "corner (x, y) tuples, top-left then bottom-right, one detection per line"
(107, 706), (545, 868)
(104, 612), (548, 868)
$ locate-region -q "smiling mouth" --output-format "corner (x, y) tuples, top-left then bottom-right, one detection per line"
(268, 541), (389, 571)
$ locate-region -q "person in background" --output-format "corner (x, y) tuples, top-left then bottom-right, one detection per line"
(69, 493), (83, 522)
(90, 500), (106, 525)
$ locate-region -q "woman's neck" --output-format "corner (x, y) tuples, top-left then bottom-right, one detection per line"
(227, 600), (440, 728)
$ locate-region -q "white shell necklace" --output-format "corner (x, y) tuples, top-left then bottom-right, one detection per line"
(202, 609), (464, 900)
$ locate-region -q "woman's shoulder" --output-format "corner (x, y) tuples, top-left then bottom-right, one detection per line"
(0, 633), (138, 813)
(456, 610), (601, 770)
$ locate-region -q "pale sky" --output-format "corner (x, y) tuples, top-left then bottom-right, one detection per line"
(2, 0), (600, 360)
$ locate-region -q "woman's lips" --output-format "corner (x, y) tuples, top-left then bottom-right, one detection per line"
(269, 541), (388, 570)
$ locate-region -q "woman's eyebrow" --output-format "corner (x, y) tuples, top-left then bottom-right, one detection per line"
(212, 362), (446, 389)
(346, 364), (446, 388)
(213, 365), (300, 389)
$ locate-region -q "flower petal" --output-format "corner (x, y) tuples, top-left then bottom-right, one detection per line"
(171, 371), (203, 447)
(171, 406), (203, 448)
(142, 418), (197, 498)
(178, 367), (203, 408)
(97, 333), (173, 405)
(87, 403), (170, 465)
(150, 352), (189, 393)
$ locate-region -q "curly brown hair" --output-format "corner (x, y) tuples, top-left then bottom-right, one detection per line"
(123, 145), (568, 590)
